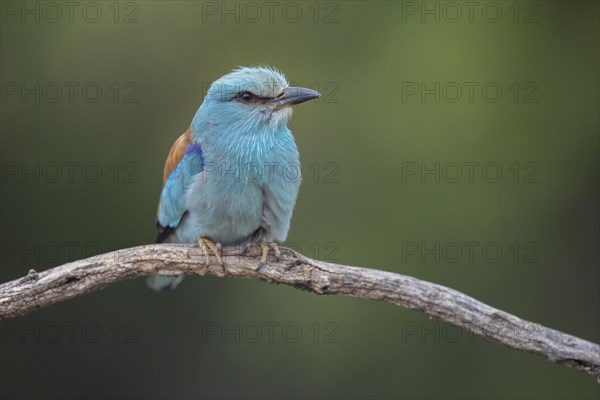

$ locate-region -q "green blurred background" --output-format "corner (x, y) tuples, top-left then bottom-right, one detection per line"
(1, 1), (598, 398)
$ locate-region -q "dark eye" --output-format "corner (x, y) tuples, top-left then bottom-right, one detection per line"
(239, 92), (254, 102)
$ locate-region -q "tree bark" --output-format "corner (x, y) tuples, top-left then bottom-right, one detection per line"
(0, 244), (598, 379)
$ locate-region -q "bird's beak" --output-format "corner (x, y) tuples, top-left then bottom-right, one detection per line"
(269, 87), (320, 109)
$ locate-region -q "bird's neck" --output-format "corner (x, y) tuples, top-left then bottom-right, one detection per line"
(194, 124), (298, 178)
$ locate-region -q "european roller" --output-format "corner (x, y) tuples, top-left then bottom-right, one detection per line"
(147, 67), (320, 291)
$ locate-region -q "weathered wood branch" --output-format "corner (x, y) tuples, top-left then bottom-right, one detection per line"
(0, 244), (598, 379)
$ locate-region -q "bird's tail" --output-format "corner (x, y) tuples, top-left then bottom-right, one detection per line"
(146, 222), (184, 292)
(146, 275), (184, 292)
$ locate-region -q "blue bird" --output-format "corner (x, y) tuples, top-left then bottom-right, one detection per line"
(147, 67), (320, 291)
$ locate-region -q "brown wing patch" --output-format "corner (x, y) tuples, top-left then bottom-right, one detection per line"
(156, 127), (193, 216)
(163, 127), (193, 184)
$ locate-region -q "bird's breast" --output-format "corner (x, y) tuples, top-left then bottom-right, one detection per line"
(179, 132), (300, 245)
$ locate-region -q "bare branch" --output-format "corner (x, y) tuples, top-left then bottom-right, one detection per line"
(0, 244), (598, 379)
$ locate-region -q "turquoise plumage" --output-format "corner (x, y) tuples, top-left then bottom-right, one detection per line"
(147, 67), (320, 291)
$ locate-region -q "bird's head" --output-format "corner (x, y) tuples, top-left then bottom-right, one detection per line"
(192, 66), (320, 136)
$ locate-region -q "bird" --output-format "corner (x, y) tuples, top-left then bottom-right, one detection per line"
(147, 66), (320, 291)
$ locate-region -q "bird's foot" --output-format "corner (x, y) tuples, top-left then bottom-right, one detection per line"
(244, 241), (281, 270)
(198, 237), (223, 266)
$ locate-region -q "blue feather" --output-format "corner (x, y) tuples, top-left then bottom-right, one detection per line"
(158, 143), (204, 229)
(148, 66), (319, 291)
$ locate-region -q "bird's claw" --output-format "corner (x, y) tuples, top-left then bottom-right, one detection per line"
(244, 241), (281, 270)
(198, 237), (223, 266)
